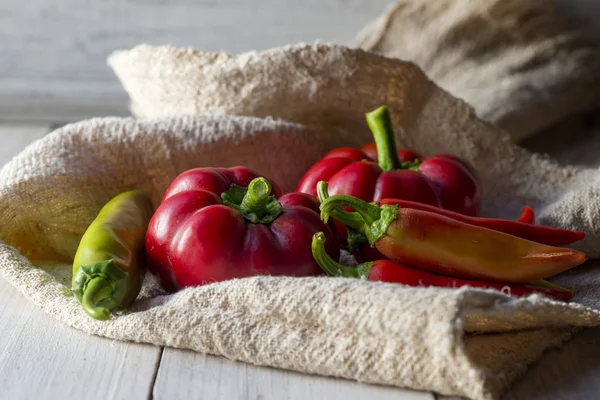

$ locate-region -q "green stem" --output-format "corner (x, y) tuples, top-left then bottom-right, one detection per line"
(81, 277), (114, 320)
(240, 177), (271, 218)
(312, 232), (372, 279)
(221, 178), (284, 224)
(316, 181), (366, 231)
(366, 105), (400, 172)
(72, 259), (127, 320)
(320, 194), (383, 225)
(320, 195), (399, 245)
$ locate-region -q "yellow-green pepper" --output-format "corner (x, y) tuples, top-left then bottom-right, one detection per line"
(72, 190), (154, 320)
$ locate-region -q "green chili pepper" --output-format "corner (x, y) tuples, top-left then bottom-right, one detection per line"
(72, 190), (154, 320)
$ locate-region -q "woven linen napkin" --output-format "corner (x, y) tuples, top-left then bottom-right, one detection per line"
(354, 0), (600, 142)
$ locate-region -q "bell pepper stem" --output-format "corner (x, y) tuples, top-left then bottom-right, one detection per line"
(312, 232), (372, 279)
(366, 105), (401, 172)
(240, 177), (271, 217)
(316, 181), (367, 231)
(320, 194), (398, 245)
(72, 259), (127, 320)
(222, 177), (284, 224)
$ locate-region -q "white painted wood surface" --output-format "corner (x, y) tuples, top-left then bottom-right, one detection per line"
(0, 122), (434, 399)
(155, 349), (432, 400)
(3, 0), (596, 122)
(0, 0), (391, 121)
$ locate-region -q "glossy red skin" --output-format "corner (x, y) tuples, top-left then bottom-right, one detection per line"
(360, 145), (481, 216)
(297, 148), (441, 207)
(296, 143), (480, 216)
(418, 156), (481, 216)
(145, 166), (340, 292)
(360, 142), (420, 163)
(367, 260), (573, 302)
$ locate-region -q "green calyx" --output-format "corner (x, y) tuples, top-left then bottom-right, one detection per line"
(311, 232), (373, 279)
(72, 259), (127, 320)
(222, 177), (283, 224)
(318, 185), (398, 246)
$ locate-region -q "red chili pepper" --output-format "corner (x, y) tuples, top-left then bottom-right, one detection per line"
(296, 105), (482, 216)
(317, 183), (585, 262)
(518, 206), (535, 224)
(311, 232), (574, 302)
(145, 167), (339, 291)
(374, 199), (583, 247)
(318, 189), (587, 283)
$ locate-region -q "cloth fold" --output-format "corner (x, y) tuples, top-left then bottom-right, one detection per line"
(354, 0), (600, 142)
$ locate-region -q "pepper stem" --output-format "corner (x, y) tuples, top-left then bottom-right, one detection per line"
(312, 232), (372, 279)
(320, 195), (399, 245)
(222, 177), (284, 224)
(240, 178), (271, 217)
(81, 277), (114, 320)
(366, 105), (401, 172)
(316, 181), (367, 231)
(72, 259), (127, 320)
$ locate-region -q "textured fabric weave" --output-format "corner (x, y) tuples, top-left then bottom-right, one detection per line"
(355, 0), (600, 141)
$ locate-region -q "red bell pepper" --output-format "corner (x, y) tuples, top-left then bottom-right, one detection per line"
(319, 191), (587, 283)
(145, 166), (339, 291)
(296, 105), (482, 216)
(311, 232), (574, 302)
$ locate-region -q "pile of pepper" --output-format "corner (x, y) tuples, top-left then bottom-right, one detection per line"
(70, 105), (588, 320)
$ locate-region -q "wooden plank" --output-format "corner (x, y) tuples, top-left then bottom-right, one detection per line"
(0, 123), (49, 165)
(0, 0), (392, 122)
(154, 348), (435, 400)
(0, 274), (162, 400)
(0, 123), (161, 399)
(1, 0), (599, 122)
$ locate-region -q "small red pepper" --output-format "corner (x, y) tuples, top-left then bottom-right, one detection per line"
(296, 105), (482, 216)
(145, 166), (339, 291)
(517, 206), (535, 224)
(319, 188), (587, 283)
(311, 232), (574, 302)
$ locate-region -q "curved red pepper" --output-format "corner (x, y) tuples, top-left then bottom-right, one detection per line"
(319, 190), (587, 283)
(296, 105), (481, 216)
(145, 166), (339, 292)
(316, 183), (584, 263)
(311, 233), (574, 302)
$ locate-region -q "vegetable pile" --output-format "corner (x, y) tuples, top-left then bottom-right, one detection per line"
(70, 105), (588, 320)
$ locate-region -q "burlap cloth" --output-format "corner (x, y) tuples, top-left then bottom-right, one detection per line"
(2, 1), (600, 400)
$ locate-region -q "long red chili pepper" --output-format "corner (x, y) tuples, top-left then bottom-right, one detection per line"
(316, 183), (584, 248)
(311, 232), (574, 302)
(376, 199), (584, 247)
(318, 187), (587, 283)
